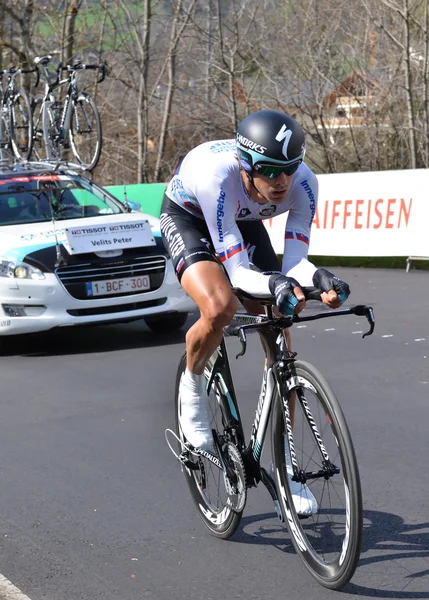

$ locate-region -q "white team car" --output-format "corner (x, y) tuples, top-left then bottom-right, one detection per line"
(0, 163), (194, 338)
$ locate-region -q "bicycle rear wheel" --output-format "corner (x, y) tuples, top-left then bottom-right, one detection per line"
(272, 359), (362, 589)
(10, 90), (33, 160)
(174, 350), (244, 539)
(69, 92), (102, 171)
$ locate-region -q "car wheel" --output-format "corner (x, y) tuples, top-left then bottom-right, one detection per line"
(144, 312), (189, 333)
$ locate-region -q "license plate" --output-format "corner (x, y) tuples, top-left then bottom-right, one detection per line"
(86, 275), (150, 297)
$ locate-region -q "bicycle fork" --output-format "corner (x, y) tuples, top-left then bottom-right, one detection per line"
(276, 364), (340, 483)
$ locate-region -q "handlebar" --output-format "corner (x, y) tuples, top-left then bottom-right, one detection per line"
(0, 65), (40, 87)
(61, 61), (107, 83)
(228, 286), (375, 339)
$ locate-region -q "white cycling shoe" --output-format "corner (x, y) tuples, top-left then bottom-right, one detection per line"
(284, 442), (318, 517)
(179, 368), (214, 452)
(287, 470), (318, 517)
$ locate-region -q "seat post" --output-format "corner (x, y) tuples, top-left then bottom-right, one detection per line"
(265, 304), (274, 320)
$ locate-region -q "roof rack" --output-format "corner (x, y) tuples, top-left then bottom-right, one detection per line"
(0, 158), (91, 177)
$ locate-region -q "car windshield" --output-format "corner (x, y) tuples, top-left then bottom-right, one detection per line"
(0, 174), (125, 226)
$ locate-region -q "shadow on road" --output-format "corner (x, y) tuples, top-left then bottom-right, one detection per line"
(234, 508), (429, 597)
(0, 319), (191, 357)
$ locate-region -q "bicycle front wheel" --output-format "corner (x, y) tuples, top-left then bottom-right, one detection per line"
(272, 360), (362, 589)
(174, 351), (244, 539)
(69, 92), (102, 171)
(10, 90), (33, 160)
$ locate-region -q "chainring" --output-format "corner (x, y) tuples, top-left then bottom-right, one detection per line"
(223, 442), (247, 513)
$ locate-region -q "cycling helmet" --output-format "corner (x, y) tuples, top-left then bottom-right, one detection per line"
(236, 109), (306, 176)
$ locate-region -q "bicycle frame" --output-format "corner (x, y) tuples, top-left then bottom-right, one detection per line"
(34, 57), (105, 162)
(0, 66), (37, 160)
(192, 301), (375, 487)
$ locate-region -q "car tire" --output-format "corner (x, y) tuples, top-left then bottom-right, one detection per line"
(144, 312), (188, 333)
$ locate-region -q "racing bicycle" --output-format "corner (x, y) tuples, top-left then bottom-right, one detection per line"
(0, 65), (38, 161)
(166, 288), (375, 589)
(31, 55), (105, 170)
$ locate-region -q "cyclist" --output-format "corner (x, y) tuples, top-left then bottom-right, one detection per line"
(160, 109), (350, 516)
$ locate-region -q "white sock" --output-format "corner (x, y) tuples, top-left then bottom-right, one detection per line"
(182, 367), (205, 396)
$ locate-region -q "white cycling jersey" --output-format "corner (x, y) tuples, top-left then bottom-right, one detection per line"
(165, 139), (319, 296)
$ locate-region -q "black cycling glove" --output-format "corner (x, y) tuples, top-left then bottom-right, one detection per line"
(312, 268), (350, 304)
(268, 273), (301, 316)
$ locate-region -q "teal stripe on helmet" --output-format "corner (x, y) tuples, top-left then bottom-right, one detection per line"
(237, 144), (305, 169)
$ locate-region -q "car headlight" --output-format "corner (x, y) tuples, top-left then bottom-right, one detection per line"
(0, 258), (46, 280)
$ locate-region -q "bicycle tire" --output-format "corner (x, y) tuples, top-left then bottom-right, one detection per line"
(0, 113), (11, 150)
(10, 90), (33, 160)
(174, 350), (243, 539)
(272, 359), (362, 589)
(31, 96), (48, 161)
(69, 92), (102, 171)
(42, 99), (62, 161)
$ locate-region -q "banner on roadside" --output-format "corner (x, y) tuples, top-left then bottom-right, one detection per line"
(264, 168), (429, 257)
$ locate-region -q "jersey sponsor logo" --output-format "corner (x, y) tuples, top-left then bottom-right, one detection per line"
(259, 206), (277, 217)
(226, 241), (242, 259)
(237, 208), (251, 218)
(216, 188), (226, 242)
(275, 125), (293, 159)
(170, 177), (192, 205)
(300, 179), (317, 226)
(200, 237), (212, 250)
(236, 133), (267, 155)
(160, 213), (186, 259)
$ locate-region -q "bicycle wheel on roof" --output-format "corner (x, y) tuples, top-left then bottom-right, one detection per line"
(10, 90), (33, 160)
(69, 92), (102, 171)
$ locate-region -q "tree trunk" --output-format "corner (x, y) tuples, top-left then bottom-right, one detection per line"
(64, 0), (83, 65)
(402, 0), (417, 168)
(154, 0), (197, 181)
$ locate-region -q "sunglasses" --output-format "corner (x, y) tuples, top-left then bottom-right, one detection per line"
(254, 161), (302, 178)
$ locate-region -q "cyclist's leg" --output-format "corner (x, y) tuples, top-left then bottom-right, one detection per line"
(160, 197), (237, 450)
(181, 261), (237, 374)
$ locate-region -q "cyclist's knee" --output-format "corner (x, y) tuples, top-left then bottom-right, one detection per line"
(203, 292), (237, 330)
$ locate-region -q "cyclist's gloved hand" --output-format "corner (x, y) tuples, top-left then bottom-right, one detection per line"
(268, 273), (303, 316)
(312, 268), (350, 305)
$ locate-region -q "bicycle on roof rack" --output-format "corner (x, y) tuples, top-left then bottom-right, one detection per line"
(0, 65), (39, 162)
(166, 287), (375, 590)
(31, 55), (106, 171)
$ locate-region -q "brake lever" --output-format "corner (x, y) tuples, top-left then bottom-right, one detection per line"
(236, 328), (247, 359)
(351, 305), (375, 338)
(363, 306), (375, 338)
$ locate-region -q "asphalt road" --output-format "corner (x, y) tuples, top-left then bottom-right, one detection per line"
(0, 267), (428, 600)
